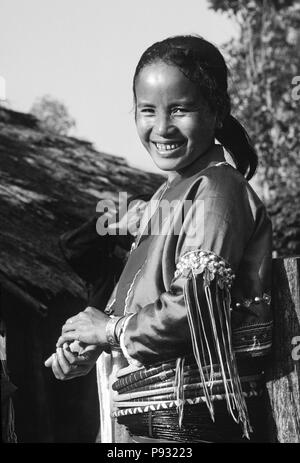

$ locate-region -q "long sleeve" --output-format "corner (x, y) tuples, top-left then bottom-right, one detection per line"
(121, 170), (256, 364)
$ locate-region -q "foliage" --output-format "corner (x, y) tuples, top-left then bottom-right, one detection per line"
(208, 0), (300, 256)
(30, 94), (76, 136)
(267, 189), (300, 256)
(209, 0), (296, 15)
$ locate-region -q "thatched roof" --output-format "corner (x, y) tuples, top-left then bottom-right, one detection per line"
(0, 107), (163, 312)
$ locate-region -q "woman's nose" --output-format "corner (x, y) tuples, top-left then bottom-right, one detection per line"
(154, 113), (175, 136)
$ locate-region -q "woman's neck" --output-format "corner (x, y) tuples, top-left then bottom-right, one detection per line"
(167, 144), (226, 182)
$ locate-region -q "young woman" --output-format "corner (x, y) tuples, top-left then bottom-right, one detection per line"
(46, 35), (273, 443)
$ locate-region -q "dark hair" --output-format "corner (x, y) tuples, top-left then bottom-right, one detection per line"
(133, 35), (257, 180)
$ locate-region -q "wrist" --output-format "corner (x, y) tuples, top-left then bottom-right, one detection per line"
(105, 316), (124, 348)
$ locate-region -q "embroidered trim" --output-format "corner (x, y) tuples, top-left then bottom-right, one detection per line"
(174, 250), (235, 288)
(104, 297), (116, 316)
(234, 293), (271, 308)
(112, 390), (263, 418)
(124, 267), (143, 314)
(233, 321), (273, 356)
(130, 242), (137, 253)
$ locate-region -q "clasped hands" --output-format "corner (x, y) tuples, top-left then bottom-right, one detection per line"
(44, 307), (110, 380)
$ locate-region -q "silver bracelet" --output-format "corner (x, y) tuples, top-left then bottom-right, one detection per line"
(105, 316), (122, 347)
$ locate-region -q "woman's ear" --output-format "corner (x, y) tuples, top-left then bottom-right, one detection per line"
(214, 109), (223, 130)
(216, 118), (223, 130)
(215, 105), (228, 130)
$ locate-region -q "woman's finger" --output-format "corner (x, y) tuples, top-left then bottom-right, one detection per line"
(44, 353), (54, 367)
(56, 332), (80, 347)
(52, 353), (66, 380)
(56, 347), (73, 374)
(62, 346), (78, 365)
(62, 321), (82, 334)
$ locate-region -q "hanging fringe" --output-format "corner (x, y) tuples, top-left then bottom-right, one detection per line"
(174, 357), (185, 428)
(175, 250), (253, 439)
(184, 281), (215, 420)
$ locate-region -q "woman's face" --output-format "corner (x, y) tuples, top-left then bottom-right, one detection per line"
(135, 61), (217, 173)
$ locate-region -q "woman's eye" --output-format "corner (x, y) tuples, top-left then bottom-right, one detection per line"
(140, 108), (155, 115)
(172, 107), (187, 115)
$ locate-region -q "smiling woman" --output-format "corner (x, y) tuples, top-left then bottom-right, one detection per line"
(46, 35), (273, 443)
(135, 62), (216, 173)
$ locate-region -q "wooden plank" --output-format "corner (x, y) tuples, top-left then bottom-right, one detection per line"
(266, 257), (300, 443)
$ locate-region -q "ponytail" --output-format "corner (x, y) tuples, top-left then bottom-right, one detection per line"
(215, 114), (258, 180)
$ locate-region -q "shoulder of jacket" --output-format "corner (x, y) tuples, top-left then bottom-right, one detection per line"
(199, 164), (269, 222)
(190, 163), (247, 198)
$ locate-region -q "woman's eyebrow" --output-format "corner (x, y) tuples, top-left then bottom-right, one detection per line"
(170, 99), (199, 105)
(137, 99), (198, 106)
(136, 102), (155, 107)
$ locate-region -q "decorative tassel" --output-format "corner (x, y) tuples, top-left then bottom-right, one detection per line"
(175, 249), (253, 439)
(174, 357), (185, 428)
(184, 279), (215, 420)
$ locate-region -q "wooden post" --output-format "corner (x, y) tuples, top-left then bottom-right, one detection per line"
(266, 257), (300, 443)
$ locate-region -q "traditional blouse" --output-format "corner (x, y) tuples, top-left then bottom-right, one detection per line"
(105, 146), (273, 438)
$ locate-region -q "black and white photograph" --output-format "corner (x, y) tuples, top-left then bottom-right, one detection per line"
(1, 0), (299, 447)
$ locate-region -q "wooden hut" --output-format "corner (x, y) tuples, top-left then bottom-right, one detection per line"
(0, 106), (163, 442)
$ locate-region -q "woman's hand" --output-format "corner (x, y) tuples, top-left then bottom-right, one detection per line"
(56, 307), (110, 347)
(44, 341), (103, 381)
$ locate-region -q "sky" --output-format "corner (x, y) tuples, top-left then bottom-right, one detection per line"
(0, 0), (238, 173)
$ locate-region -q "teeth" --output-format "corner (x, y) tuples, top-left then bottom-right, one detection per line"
(155, 143), (182, 151)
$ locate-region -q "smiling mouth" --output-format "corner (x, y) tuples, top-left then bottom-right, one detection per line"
(152, 141), (186, 153)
